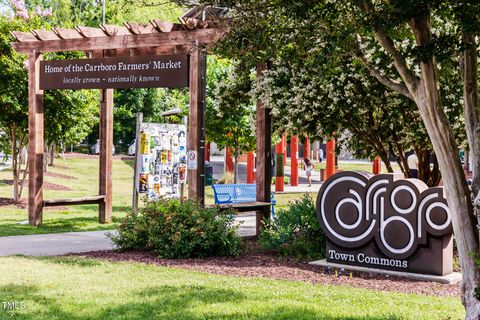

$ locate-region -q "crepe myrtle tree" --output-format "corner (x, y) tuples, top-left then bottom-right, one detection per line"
(209, 60), (256, 183)
(173, 0), (480, 317)
(252, 53), (465, 187)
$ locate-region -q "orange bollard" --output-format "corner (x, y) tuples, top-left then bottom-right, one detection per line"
(247, 151), (255, 183)
(373, 156), (381, 175)
(303, 136), (310, 160)
(291, 136), (299, 186)
(225, 147), (234, 173)
(325, 139), (336, 180)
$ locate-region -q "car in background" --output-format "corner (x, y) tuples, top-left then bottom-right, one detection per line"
(127, 140), (136, 156)
(91, 140), (115, 155)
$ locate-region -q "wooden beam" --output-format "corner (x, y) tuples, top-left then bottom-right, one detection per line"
(31, 30), (60, 41)
(27, 51), (44, 226)
(11, 31), (37, 42)
(75, 26), (106, 38)
(124, 22), (157, 35)
(151, 20), (183, 32)
(43, 195), (106, 207)
(12, 29), (223, 53)
(255, 63), (272, 231)
(53, 27), (84, 40)
(100, 24), (131, 36)
(187, 49), (206, 203)
(99, 88), (113, 223)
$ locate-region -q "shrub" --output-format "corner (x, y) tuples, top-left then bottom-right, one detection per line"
(110, 198), (241, 259)
(259, 194), (325, 260)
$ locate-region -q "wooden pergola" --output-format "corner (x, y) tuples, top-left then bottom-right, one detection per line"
(11, 18), (272, 227)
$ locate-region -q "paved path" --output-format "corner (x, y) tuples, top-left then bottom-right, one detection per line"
(0, 216), (257, 257)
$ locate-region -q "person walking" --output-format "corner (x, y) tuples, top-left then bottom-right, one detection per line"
(304, 157), (314, 187)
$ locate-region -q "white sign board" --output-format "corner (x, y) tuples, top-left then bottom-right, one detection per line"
(187, 150), (198, 170)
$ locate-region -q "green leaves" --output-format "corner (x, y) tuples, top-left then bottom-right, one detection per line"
(111, 198), (241, 259)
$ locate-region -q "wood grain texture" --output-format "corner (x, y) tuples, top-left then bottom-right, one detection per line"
(99, 88), (113, 223)
(11, 31), (37, 42)
(31, 30), (59, 41)
(43, 196), (106, 207)
(27, 51), (44, 226)
(255, 63), (272, 228)
(13, 29), (223, 53)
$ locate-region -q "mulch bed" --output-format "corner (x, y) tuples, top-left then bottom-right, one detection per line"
(0, 180), (71, 191)
(69, 246), (460, 297)
(0, 197), (26, 208)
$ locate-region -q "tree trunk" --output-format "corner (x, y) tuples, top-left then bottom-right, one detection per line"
(462, 32), (480, 197)
(12, 128), (19, 203)
(49, 144), (55, 167)
(409, 16), (480, 319)
(233, 149), (239, 184)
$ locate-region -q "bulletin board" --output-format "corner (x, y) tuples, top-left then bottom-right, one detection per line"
(135, 123), (187, 199)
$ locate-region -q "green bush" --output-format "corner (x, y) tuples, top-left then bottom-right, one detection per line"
(259, 194), (325, 260)
(110, 198), (241, 258)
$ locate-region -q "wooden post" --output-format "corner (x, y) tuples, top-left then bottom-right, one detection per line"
(303, 136), (310, 160)
(99, 88), (113, 223)
(373, 156), (382, 175)
(225, 146), (234, 173)
(28, 50), (44, 226)
(187, 48), (205, 203)
(275, 138), (285, 192)
(132, 112), (143, 214)
(326, 139), (336, 180)
(255, 63), (271, 235)
(247, 151), (255, 183)
(291, 135), (298, 186)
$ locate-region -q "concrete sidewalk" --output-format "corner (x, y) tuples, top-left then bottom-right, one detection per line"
(0, 230), (115, 257)
(0, 215), (257, 257)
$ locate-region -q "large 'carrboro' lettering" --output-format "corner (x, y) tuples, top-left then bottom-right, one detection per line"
(316, 171), (453, 275)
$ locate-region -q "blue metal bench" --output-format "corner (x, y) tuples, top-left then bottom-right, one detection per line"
(211, 183), (276, 216)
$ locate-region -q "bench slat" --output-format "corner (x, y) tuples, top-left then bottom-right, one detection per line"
(43, 195), (106, 207)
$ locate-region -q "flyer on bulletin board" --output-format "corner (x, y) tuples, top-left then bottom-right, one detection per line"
(136, 123), (187, 199)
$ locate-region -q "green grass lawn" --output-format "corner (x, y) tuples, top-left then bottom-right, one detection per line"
(0, 156), (316, 237)
(0, 256), (464, 320)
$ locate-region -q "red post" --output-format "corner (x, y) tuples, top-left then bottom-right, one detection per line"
(291, 135), (299, 186)
(325, 139), (336, 180)
(225, 147), (234, 173)
(282, 134), (287, 166)
(373, 156), (381, 175)
(275, 139), (284, 192)
(205, 142), (210, 162)
(247, 151), (255, 183)
(303, 136), (310, 160)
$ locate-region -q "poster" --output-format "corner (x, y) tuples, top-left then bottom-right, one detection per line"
(136, 123), (187, 199)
